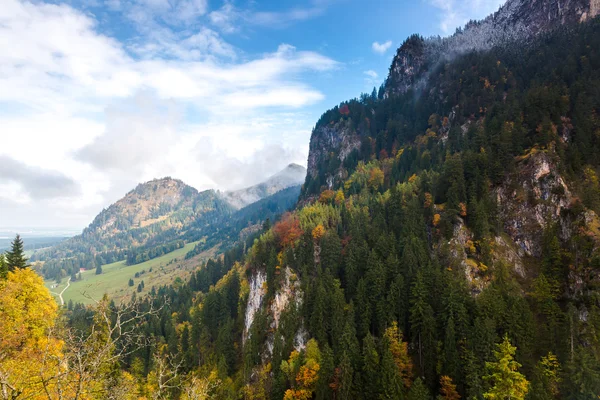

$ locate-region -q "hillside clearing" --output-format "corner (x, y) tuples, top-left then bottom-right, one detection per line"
(44, 241), (217, 305)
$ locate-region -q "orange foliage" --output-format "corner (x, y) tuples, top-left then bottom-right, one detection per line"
(312, 224), (326, 240)
(459, 202), (467, 217)
(368, 167), (384, 189)
(339, 104), (350, 115)
(440, 376), (461, 400)
(319, 190), (335, 204)
(433, 214), (441, 227)
(273, 213), (304, 248)
(296, 364), (320, 388)
(384, 321), (413, 387)
(424, 192), (433, 209)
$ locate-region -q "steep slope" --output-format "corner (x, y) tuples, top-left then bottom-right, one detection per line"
(85, 177), (198, 237)
(51, 3), (600, 399)
(35, 177), (234, 281)
(237, 6), (600, 399)
(223, 163), (306, 209)
(307, 0), (600, 185)
(386, 0), (600, 97)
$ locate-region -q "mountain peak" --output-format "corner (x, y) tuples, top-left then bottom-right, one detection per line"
(386, 0), (600, 96)
(224, 164), (306, 209)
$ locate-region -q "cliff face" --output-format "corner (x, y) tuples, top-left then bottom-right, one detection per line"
(306, 0), (600, 183)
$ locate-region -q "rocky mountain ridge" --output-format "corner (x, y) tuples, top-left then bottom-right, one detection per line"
(306, 0), (600, 184)
(386, 0), (600, 96)
(223, 163), (306, 209)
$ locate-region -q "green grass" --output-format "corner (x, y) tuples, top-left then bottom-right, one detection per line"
(45, 241), (205, 305)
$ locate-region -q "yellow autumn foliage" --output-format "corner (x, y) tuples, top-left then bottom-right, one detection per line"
(0, 268), (64, 399)
(312, 224), (326, 240)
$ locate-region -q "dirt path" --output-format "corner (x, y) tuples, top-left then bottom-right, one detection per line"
(52, 277), (71, 306)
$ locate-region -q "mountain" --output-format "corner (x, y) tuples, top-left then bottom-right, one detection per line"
(223, 163), (306, 209)
(20, 2), (600, 398)
(385, 0), (600, 97)
(230, 2), (600, 398)
(85, 177), (198, 237)
(307, 0), (600, 184)
(34, 177), (233, 281)
(35, 169), (304, 284)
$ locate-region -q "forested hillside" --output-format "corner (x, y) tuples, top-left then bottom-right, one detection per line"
(4, 2), (600, 400)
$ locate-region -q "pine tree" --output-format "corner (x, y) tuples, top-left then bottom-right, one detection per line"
(483, 335), (529, 400)
(0, 254), (7, 279)
(361, 334), (380, 397)
(379, 343), (404, 399)
(96, 265), (103, 275)
(407, 377), (430, 400)
(128, 278), (134, 287)
(5, 234), (29, 270)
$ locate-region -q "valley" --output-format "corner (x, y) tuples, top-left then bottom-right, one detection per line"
(4, 0), (600, 399)
(44, 240), (215, 305)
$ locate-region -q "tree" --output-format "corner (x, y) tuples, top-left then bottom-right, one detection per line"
(129, 278), (134, 287)
(383, 321), (413, 388)
(0, 254), (6, 280)
(439, 375), (460, 400)
(281, 339), (321, 400)
(361, 334), (380, 397)
(529, 352), (560, 400)
(5, 234), (29, 271)
(0, 268), (62, 398)
(483, 335), (529, 400)
(96, 264), (103, 275)
(408, 377), (430, 400)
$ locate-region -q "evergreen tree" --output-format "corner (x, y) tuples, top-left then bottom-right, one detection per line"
(5, 234), (29, 270)
(361, 334), (380, 397)
(407, 377), (430, 400)
(95, 265), (103, 275)
(483, 335), (529, 400)
(0, 254), (7, 280)
(379, 343), (404, 400)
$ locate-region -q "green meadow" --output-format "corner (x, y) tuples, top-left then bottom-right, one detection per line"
(45, 241), (203, 305)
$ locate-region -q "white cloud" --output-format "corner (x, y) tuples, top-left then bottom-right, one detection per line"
(209, 0), (337, 33)
(427, 0), (506, 34)
(209, 2), (241, 33)
(372, 40), (393, 54)
(363, 70), (379, 87)
(0, 0), (338, 228)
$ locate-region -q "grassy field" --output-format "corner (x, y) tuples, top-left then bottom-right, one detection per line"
(44, 241), (216, 305)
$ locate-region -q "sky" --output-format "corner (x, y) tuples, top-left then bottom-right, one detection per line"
(0, 0), (506, 230)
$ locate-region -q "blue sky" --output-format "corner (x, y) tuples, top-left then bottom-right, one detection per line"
(0, 0), (505, 228)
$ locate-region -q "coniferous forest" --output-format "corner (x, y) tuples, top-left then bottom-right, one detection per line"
(4, 6), (600, 400)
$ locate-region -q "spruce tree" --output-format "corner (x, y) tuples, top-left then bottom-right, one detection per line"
(5, 234), (29, 270)
(361, 334), (380, 397)
(0, 254), (7, 279)
(483, 335), (529, 400)
(407, 377), (430, 400)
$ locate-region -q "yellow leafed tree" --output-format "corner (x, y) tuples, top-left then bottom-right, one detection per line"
(0, 268), (64, 399)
